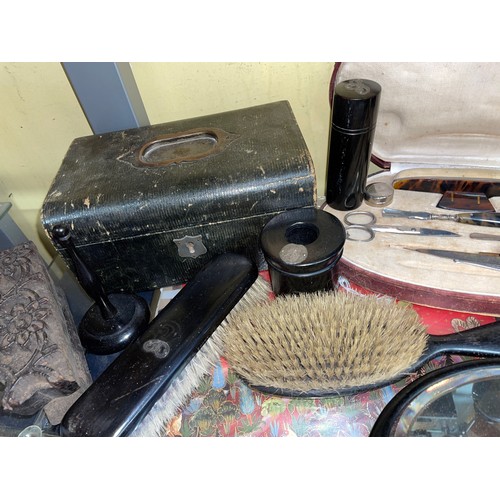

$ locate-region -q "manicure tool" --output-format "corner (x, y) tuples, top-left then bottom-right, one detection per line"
(407, 248), (500, 271)
(469, 232), (500, 241)
(382, 208), (500, 228)
(343, 211), (460, 242)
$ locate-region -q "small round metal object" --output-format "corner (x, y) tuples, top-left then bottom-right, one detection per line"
(143, 339), (171, 359)
(279, 243), (309, 265)
(364, 182), (394, 207)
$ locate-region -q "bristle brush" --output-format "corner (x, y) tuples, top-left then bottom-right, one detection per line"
(133, 274), (272, 436)
(220, 291), (500, 397)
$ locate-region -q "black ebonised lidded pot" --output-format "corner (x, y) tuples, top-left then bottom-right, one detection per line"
(260, 207), (346, 296)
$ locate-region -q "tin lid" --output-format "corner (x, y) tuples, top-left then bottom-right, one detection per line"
(332, 79), (381, 132)
(364, 182), (394, 207)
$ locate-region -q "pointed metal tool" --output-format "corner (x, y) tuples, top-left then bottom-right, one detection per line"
(369, 226), (459, 236)
(408, 248), (500, 271)
(383, 208), (500, 227)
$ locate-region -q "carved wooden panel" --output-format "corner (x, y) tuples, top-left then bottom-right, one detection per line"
(0, 242), (91, 424)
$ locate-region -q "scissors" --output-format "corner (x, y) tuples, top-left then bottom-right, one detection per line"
(343, 211), (460, 242)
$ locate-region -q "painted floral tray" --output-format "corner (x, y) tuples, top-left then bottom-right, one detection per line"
(160, 356), (463, 437)
(157, 278), (496, 438)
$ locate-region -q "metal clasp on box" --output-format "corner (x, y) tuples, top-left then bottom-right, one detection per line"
(173, 235), (207, 259)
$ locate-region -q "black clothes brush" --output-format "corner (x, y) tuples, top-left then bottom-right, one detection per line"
(132, 274), (271, 436)
(220, 291), (500, 397)
(59, 253), (261, 437)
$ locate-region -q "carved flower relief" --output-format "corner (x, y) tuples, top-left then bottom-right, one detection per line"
(0, 291), (49, 351)
(0, 259), (60, 413)
(0, 287), (73, 414)
(0, 246), (33, 282)
(0, 244), (48, 355)
(0, 289), (52, 391)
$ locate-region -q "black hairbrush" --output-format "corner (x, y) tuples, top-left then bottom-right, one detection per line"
(220, 291), (500, 397)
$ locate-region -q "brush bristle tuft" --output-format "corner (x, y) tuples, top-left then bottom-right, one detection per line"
(221, 291), (428, 394)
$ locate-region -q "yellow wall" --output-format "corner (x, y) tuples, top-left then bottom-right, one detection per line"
(0, 62), (92, 261)
(1, 62), (335, 262)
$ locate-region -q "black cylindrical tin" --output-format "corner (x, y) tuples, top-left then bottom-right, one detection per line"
(260, 207), (346, 295)
(326, 78), (381, 211)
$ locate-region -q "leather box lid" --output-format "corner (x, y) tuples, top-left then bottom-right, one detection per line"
(332, 62), (500, 172)
(41, 100), (316, 245)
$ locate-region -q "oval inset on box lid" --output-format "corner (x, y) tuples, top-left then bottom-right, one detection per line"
(138, 127), (238, 167)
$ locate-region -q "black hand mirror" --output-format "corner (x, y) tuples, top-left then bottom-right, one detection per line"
(370, 357), (500, 437)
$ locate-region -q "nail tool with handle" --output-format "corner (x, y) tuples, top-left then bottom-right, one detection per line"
(382, 208), (500, 228)
(343, 211), (460, 242)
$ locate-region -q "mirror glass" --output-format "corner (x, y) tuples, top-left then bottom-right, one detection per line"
(391, 365), (500, 437)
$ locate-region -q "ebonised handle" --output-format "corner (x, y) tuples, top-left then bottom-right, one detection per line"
(59, 253), (258, 437)
(426, 320), (500, 360)
(52, 225), (117, 320)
